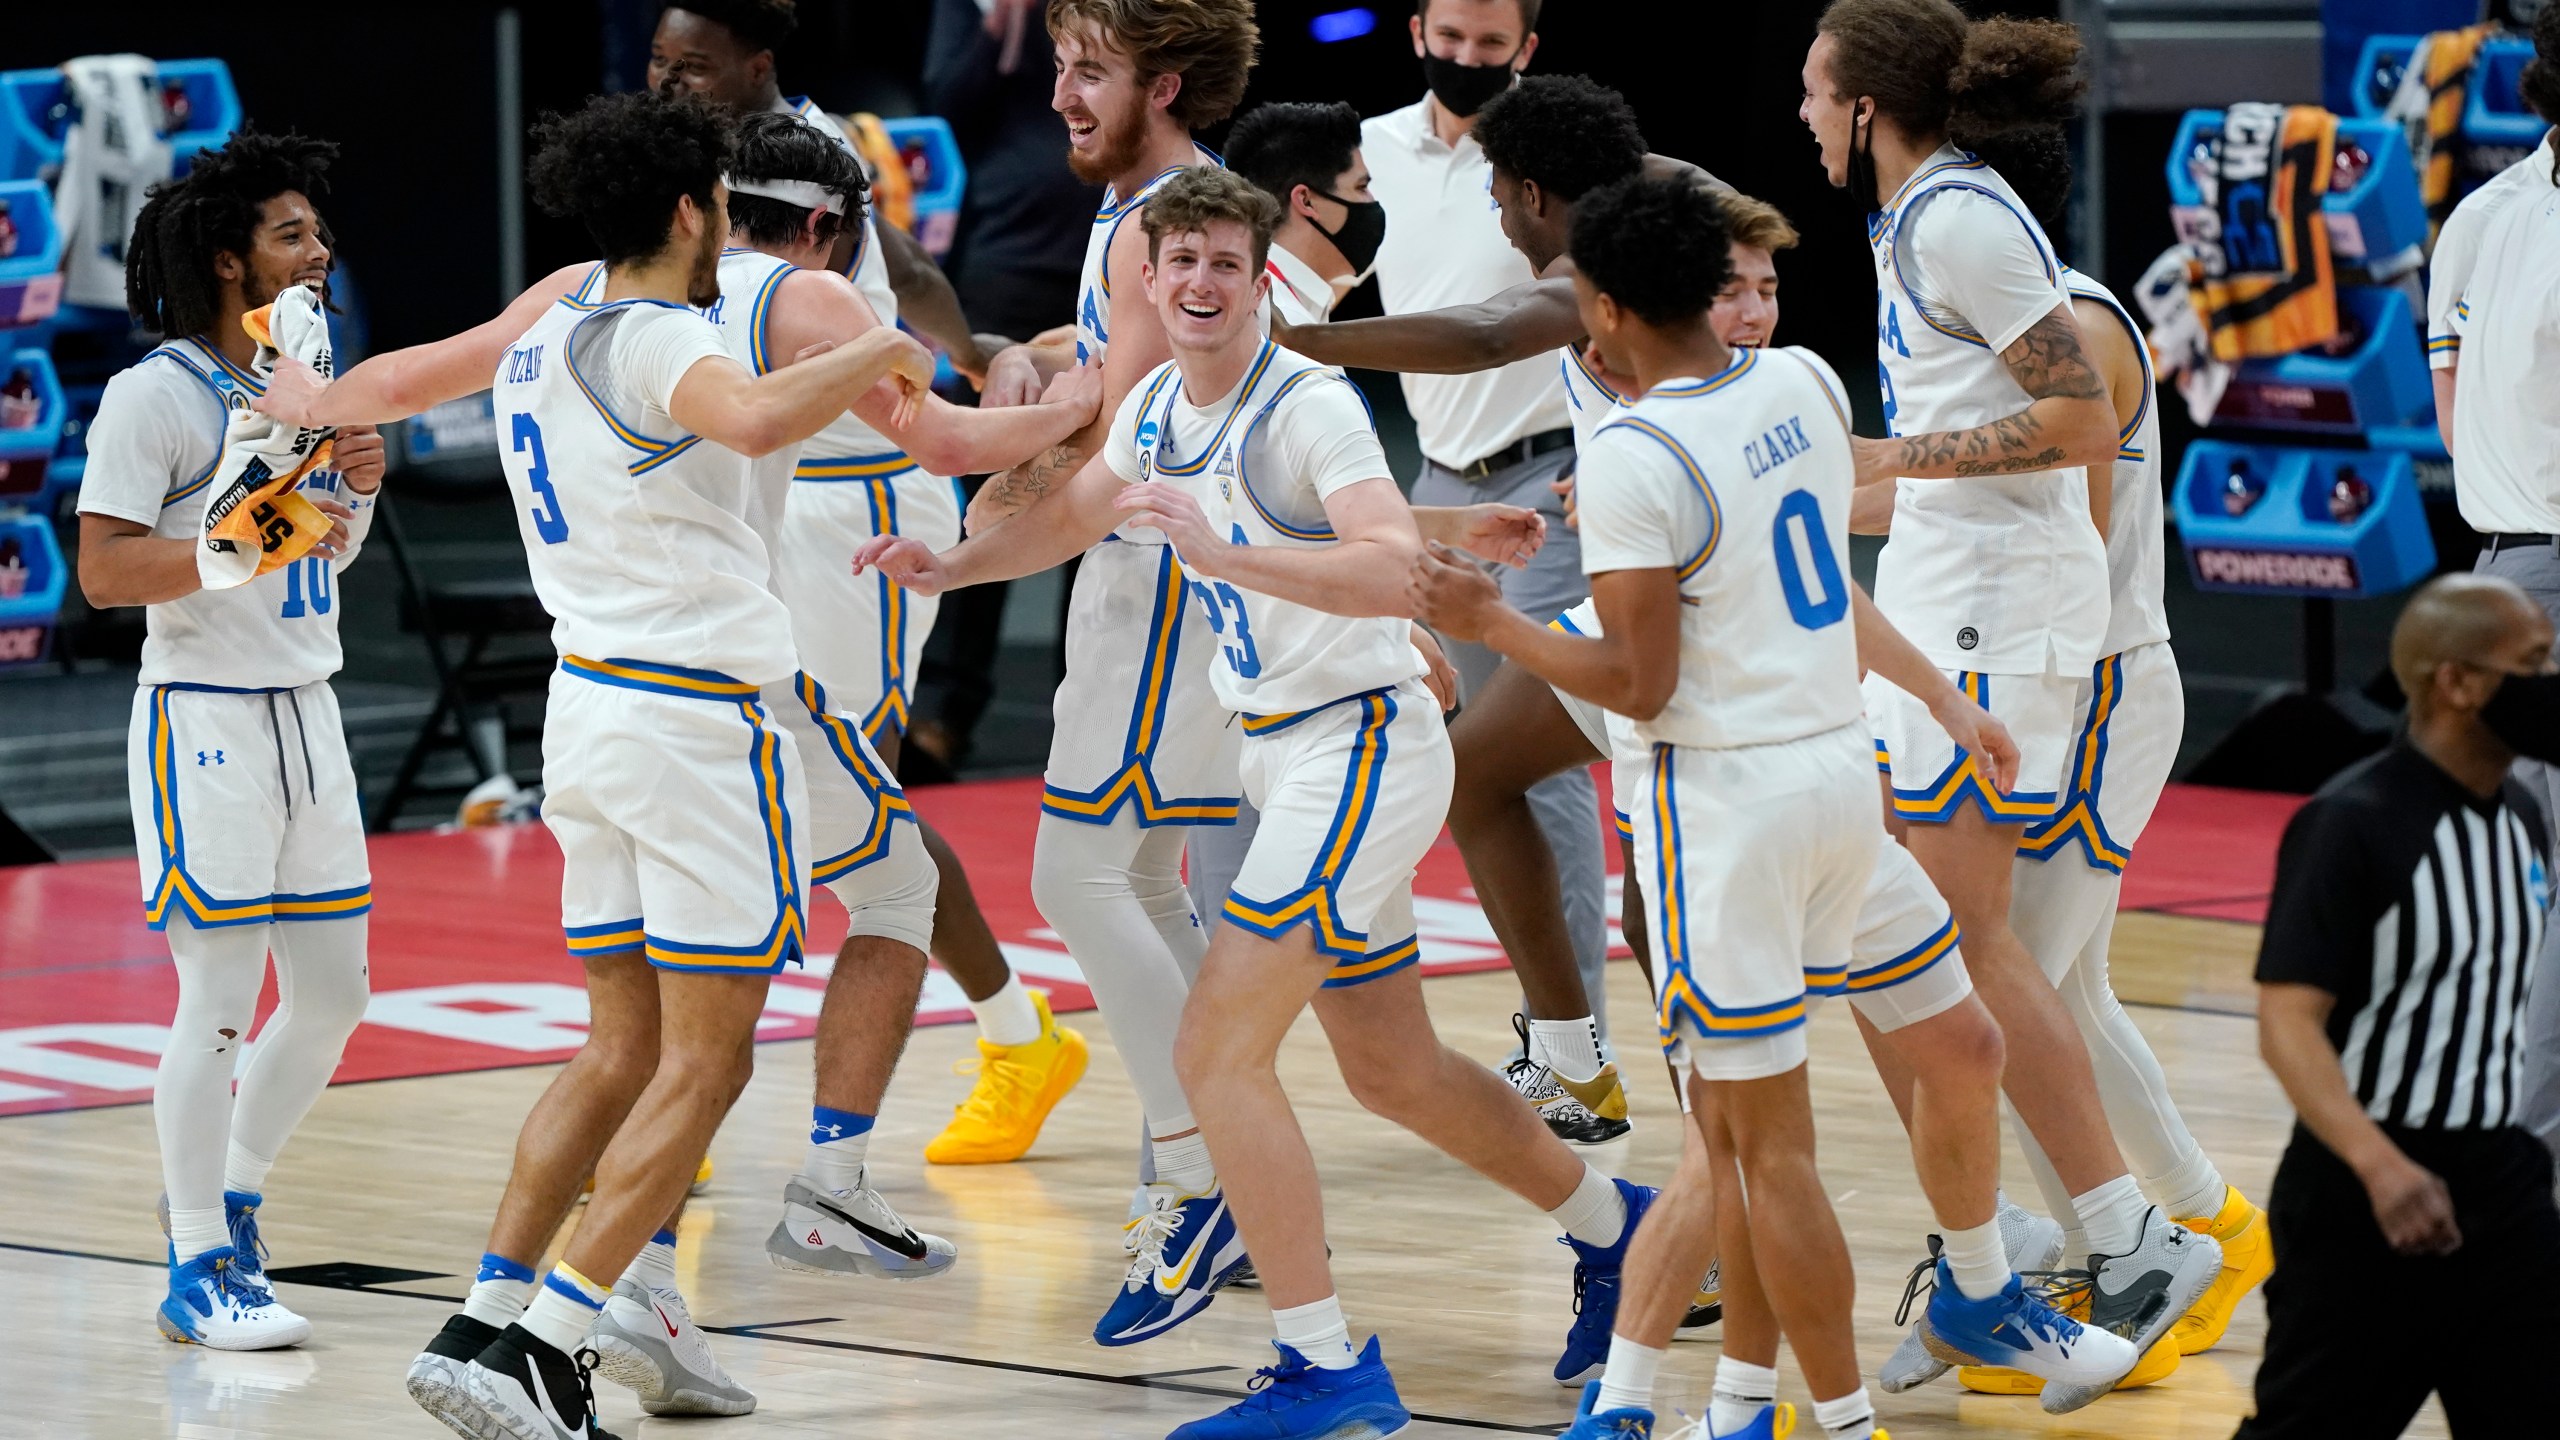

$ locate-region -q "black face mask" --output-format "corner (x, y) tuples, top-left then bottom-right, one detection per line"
(2481, 670), (2560, 764)
(1422, 52), (1517, 118)
(1845, 108), (1881, 213)
(1310, 191), (1387, 280)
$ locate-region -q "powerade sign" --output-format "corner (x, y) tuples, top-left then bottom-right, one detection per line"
(2189, 546), (2362, 595)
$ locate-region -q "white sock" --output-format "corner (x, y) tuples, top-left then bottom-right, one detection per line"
(1271, 1295), (1358, 1370)
(1812, 1387), (1876, 1440)
(462, 1253), (535, 1329)
(520, 1265), (609, 1353)
(1711, 1357), (1779, 1434)
(2072, 1175), (2148, 1258)
(1592, 1335), (1664, 1414)
(970, 974), (1044, 1047)
(1548, 1165), (1627, 1249)
(807, 1105), (876, 1193)
(1938, 1216), (2010, 1300)
(619, 1229), (678, 1294)
(1529, 1016), (1605, 1084)
(2152, 1150), (2229, 1223)
(167, 1205), (229, 1264)
(223, 1139), (275, 1196)
(1150, 1129), (1216, 1194)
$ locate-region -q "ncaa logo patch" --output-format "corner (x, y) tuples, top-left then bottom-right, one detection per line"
(1956, 626), (1979, 651)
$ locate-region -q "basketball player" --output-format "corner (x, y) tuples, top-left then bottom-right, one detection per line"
(651, 0), (1092, 1163)
(1804, 0), (2222, 1395)
(1414, 174), (2135, 1440)
(78, 130), (379, 1351)
(266, 93), (936, 1438)
(856, 164), (1651, 1435)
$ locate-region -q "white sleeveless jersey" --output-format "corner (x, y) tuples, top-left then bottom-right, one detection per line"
(1561, 343), (1635, 454)
(1077, 146), (1218, 545)
(699, 248), (805, 549)
(1871, 146), (2108, 676)
(2061, 267), (2170, 657)
(1574, 347), (1866, 751)
(76, 339), (364, 689)
(782, 96), (913, 472)
(492, 293), (797, 683)
(1102, 342), (1419, 715)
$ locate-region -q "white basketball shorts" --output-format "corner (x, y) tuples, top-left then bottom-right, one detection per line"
(1866, 667), (2088, 826)
(2016, 642), (2182, 874)
(128, 680), (371, 929)
(1041, 539), (1242, 829)
(777, 457), (962, 745)
(773, 671), (938, 954)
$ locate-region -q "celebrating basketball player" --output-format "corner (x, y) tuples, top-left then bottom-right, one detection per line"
(1804, 0), (2222, 1401)
(79, 130), (381, 1353)
(650, 0), (1095, 1165)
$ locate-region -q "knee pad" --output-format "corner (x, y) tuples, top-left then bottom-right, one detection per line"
(833, 832), (939, 956)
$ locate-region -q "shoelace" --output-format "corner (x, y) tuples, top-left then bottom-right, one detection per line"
(950, 1050), (1041, 1124)
(2014, 1267), (2097, 1341)
(204, 1252), (275, 1312)
(1235, 1351), (1315, 1411)
(1890, 1234), (1946, 1326)
(1120, 1200), (1187, 1285)
(228, 1203), (270, 1271)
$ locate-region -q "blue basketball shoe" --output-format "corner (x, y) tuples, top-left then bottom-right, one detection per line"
(1095, 1183), (1251, 1346)
(1168, 1336), (1409, 1439)
(1917, 1260), (2136, 1404)
(157, 1245), (311, 1350)
(1555, 1178), (1656, 1386)
(156, 1188), (277, 1284)
(1557, 1381), (1653, 1438)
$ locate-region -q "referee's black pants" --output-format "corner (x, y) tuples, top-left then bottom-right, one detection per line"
(2235, 1123), (2560, 1439)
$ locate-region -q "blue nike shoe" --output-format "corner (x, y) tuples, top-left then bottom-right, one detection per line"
(1557, 1380), (1653, 1438)
(1095, 1183), (1251, 1346)
(1168, 1336), (1409, 1439)
(1555, 1178), (1656, 1386)
(157, 1245), (311, 1350)
(1919, 1260), (2135, 1392)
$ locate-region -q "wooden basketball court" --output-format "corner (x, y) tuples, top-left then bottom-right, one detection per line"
(0, 779), (2450, 1438)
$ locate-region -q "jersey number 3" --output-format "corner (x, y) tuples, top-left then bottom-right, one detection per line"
(514, 413), (569, 545)
(1772, 489), (1848, 631)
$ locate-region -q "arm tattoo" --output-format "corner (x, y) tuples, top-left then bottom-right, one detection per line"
(984, 442), (1079, 509)
(1888, 311), (2105, 477)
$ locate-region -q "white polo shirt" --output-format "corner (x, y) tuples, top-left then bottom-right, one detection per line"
(2428, 132), (2555, 374)
(2445, 136), (2560, 535)
(1363, 96), (1570, 471)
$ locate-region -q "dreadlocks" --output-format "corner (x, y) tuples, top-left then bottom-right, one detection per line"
(126, 128), (337, 339)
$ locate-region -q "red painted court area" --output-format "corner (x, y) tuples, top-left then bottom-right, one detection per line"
(0, 775), (2299, 1117)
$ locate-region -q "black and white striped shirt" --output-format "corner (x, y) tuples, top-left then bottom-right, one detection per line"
(2257, 742), (2552, 1131)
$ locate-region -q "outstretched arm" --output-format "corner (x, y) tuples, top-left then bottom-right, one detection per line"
(1274, 275), (1583, 375)
(1117, 476), (1421, 618)
(1410, 548), (1681, 720)
(852, 448), (1127, 593)
(1852, 303), (2117, 486)
(255, 263), (594, 427)
(668, 328), (933, 459)
(1410, 502), (1544, 568)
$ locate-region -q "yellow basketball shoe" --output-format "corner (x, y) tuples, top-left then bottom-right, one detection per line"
(2169, 1185), (2273, 1354)
(1958, 1335), (2180, 1395)
(691, 1154), (715, 1196)
(925, 991), (1089, 1165)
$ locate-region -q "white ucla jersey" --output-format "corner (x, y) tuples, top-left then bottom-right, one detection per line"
(700, 248), (806, 548)
(782, 95), (914, 472)
(2061, 268), (2170, 656)
(1561, 343), (1635, 455)
(1871, 145), (2108, 675)
(1076, 148), (1218, 367)
(1102, 342), (1419, 715)
(77, 338), (366, 689)
(1574, 347), (1866, 750)
(492, 292), (797, 683)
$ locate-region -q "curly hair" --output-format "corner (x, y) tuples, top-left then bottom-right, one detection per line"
(2526, 0), (2560, 159)
(662, 0), (796, 52)
(727, 109), (867, 249)
(1474, 75), (1645, 201)
(1818, 0), (2084, 142)
(1569, 175), (1732, 328)
(1963, 122), (2071, 229)
(1715, 189), (1800, 257)
(1224, 101), (1361, 209)
(1139, 164), (1280, 268)
(1047, 0), (1261, 130)
(126, 128), (337, 337)
(529, 92), (734, 267)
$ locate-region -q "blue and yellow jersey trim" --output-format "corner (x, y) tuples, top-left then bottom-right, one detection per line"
(1850, 914), (1961, 993)
(1324, 933), (1420, 989)
(744, 258), (792, 376)
(1232, 367), (1353, 543)
(561, 655), (761, 700)
(565, 918), (645, 957)
(791, 672), (916, 882)
(1884, 160), (2060, 349)
(2427, 334), (2460, 355)
(1594, 415), (1722, 580)
(796, 452), (919, 482)
(141, 685), (373, 930)
(853, 477), (917, 743)
(2017, 653), (2134, 873)
(1150, 342), (1280, 478)
(1612, 808), (1634, 842)
(1649, 744), (1810, 1042)
(1041, 546), (1242, 827)
(1887, 672), (2063, 823)
(557, 263), (608, 311)
(2064, 270), (2156, 464)
(1566, 344), (1633, 408)
(1093, 164), (1198, 300)
(642, 696), (806, 972)
(1221, 690), (1398, 960)
(148, 343), (252, 507)
(561, 300), (706, 474)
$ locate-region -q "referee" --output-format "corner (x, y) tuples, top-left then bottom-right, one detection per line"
(1365, 0), (1612, 1045)
(2429, 3), (2560, 1168)
(2239, 575), (2560, 1439)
